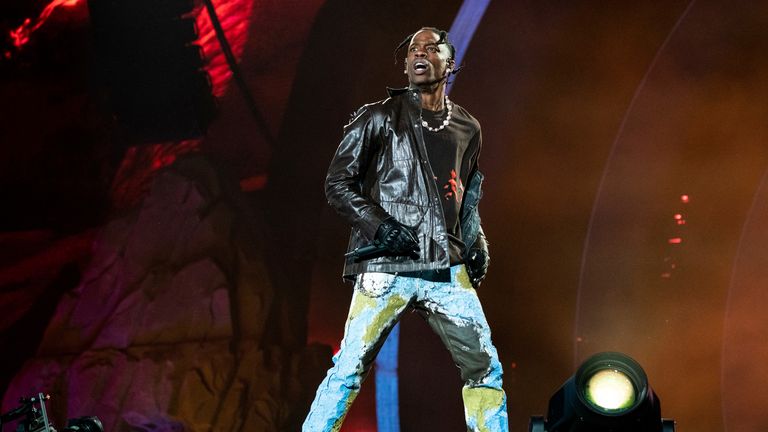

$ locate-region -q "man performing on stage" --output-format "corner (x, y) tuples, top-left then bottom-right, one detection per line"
(303, 27), (508, 431)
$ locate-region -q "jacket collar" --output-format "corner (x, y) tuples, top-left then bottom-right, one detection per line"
(386, 85), (423, 97)
(386, 86), (423, 112)
(386, 87), (408, 96)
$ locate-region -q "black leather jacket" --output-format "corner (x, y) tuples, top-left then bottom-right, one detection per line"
(325, 87), (488, 279)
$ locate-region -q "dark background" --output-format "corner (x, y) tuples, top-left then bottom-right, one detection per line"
(2, 1), (768, 431)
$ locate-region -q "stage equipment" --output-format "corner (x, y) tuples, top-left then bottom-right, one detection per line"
(529, 352), (676, 432)
(0, 393), (104, 432)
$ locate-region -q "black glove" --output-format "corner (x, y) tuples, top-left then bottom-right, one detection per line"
(466, 248), (489, 287)
(375, 217), (420, 259)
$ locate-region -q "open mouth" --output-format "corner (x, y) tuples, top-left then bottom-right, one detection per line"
(413, 61), (428, 74)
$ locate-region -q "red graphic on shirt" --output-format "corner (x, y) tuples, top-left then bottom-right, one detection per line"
(443, 169), (464, 203)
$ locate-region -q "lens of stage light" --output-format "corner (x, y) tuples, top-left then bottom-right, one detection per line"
(585, 369), (635, 411)
(531, 352), (676, 432)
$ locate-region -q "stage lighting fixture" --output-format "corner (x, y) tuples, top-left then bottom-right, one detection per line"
(64, 416), (104, 432)
(529, 352), (676, 432)
(0, 393), (104, 432)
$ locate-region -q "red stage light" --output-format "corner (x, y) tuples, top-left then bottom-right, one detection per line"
(195, 0), (254, 97)
(668, 238), (682, 244)
(7, 0), (83, 52)
(680, 195), (690, 203)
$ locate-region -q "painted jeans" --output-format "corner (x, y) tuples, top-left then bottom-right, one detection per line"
(303, 265), (508, 431)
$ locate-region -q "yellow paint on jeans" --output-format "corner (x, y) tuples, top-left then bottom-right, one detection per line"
(330, 389), (359, 432)
(349, 292), (376, 320)
(362, 294), (407, 345)
(457, 266), (475, 290)
(462, 387), (505, 432)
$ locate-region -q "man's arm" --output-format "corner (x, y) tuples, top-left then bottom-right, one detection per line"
(464, 128), (490, 286)
(325, 106), (390, 240)
(471, 225), (489, 255)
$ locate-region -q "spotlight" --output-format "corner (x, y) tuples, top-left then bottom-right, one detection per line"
(529, 352), (675, 432)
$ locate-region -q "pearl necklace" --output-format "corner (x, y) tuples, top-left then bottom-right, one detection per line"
(421, 97), (453, 132)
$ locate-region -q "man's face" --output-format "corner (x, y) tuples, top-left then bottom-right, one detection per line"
(404, 29), (454, 87)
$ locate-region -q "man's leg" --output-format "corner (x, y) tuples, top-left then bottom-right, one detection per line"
(418, 265), (509, 432)
(303, 272), (413, 432)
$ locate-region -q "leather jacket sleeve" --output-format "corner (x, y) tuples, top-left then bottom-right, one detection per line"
(471, 225), (489, 257)
(325, 106), (391, 240)
(463, 130), (489, 260)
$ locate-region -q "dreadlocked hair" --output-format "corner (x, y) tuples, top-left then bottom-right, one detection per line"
(393, 27), (456, 65)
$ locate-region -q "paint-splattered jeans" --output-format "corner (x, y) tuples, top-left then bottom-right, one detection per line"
(303, 265), (508, 432)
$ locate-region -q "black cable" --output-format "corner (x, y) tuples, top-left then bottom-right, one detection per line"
(201, 0), (276, 145)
